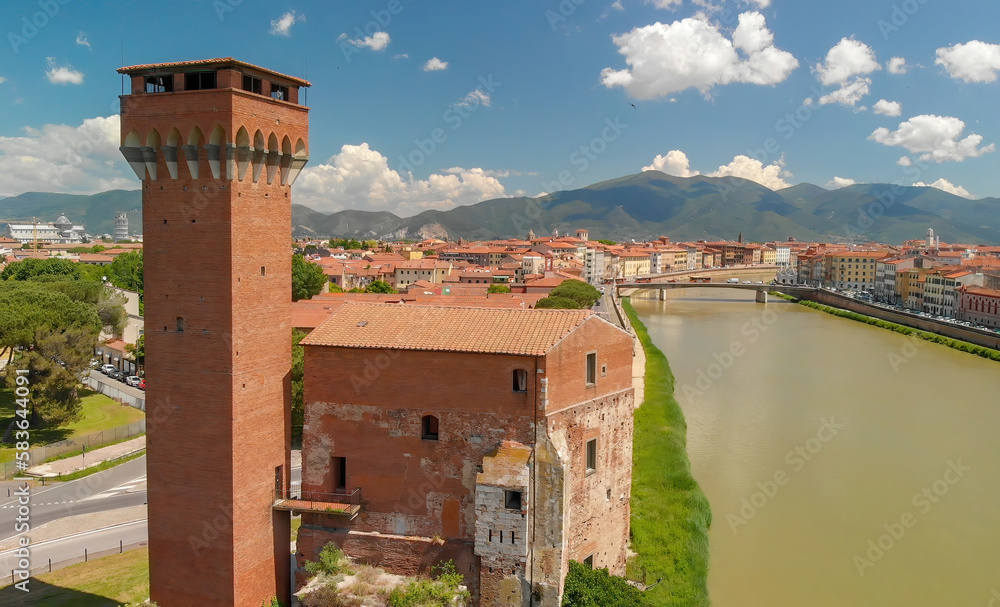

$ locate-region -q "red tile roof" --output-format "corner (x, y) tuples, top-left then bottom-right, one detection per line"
(302, 303), (591, 355)
(118, 57), (311, 86)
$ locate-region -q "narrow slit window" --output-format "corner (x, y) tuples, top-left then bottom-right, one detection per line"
(586, 352), (597, 384)
(513, 369), (528, 392)
(586, 438), (597, 474)
(176, 317), (184, 332)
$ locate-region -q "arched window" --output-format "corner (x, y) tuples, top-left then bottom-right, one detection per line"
(421, 415), (439, 441)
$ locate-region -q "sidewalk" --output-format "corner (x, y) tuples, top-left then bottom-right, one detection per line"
(24, 436), (146, 478)
(0, 505), (147, 553)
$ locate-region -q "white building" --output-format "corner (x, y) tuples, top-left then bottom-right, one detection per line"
(6, 214), (86, 244)
(583, 248), (606, 284)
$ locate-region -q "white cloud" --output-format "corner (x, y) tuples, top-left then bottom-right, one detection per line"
(935, 40), (1000, 83)
(642, 150), (699, 177)
(913, 178), (975, 199)
(0, 115), (135, 197)
(0, 76), (6, 84)
(646, 0), (683, 8)
(347, 31), (390, 51)
(455, 89), (491, 108)
(295, 143), (508, 216)
(270, 11), (303, 36)
(815, 38), (880, 85)
(825, 176), (856, 189)
(747, 0), (771, 6)
(393, 53), (409, 60)
(869, 114), (995, 163)
(76, 32), (90, 48)
(818, 78), (871, 107)
(423, 57), (449, 72)
(887, 56), (907, 74)
(443, 167), (536, 178)
(897, 156), (912, 166)
(45, 59), (84, 85)
(873, 99), (902, 117)
(600, 12), (798, 100)
(707, 154), (791, 190)
(611, 0), (624, 10)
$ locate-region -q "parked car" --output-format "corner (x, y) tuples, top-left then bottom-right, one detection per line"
(125, 375), (142, 387)
(138, 379), (145, 391)
(110, 369), (127, 382)
(100, 364), (117, 375)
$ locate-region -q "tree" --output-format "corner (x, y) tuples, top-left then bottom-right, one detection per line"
(0, 282), (102, 352)
(561, 561), (650, 607)
(535, 296), (582, 309)
(5, 327), (97, 426)
(125, 334), (145, 369)
(364, 280), (397, 294)
(549, 279), (602, 308)
(1, 258), (82, 282)
(487, 284), (511, 294)
(291, 329), (306, 445)
(596, 239), (617, 246)
(106, 251), (144, 313)
(292, 255), (327, 301)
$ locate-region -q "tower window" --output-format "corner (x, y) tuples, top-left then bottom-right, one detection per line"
(184, 71), (217, 91)
(271, 84), (289, 101)
(145, 75), (173, 93)
(586, 352), (597, 385)
(421, 415), (439, 441)
(586, 438), (597, 474)
(512, 369), (527, 392)
(504, 490), (522, 510)
(242, 75), (262, 94)
(583, 555), (594, 569)
(176, 317), (184, 332)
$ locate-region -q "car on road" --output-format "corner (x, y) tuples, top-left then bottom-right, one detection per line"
(110, 369), (127, 382)
(125, 375), (142, 387)
(100, 363), (117, 375)
(138, 379), (145, 391)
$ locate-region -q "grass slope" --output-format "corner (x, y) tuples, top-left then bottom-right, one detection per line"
(0, 388), (145, 463)
(0, 548), (149, 606)
(624, 298), (712, 607)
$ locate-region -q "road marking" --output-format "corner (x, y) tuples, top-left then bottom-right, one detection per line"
(0, 519), (147, 557)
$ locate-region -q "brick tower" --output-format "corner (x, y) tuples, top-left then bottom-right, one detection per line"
(118, 58), (309, 606)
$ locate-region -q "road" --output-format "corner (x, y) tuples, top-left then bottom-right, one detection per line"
(0, 519), (147, 575)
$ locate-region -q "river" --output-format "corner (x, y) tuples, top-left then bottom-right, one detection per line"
(631, 287), (1000, 607)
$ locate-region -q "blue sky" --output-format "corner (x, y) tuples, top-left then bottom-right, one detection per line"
(1, 0), (999, 215)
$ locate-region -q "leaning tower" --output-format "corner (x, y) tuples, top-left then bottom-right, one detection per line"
(118, 58), (309, 606)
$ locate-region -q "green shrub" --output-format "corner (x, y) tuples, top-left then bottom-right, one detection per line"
(305, 543), (350, 576)
(561, 561), (651, 607)
(386, 560), (469, 607)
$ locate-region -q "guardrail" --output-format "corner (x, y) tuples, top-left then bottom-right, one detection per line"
(3, 540), (148, 586)
(0, 420), (146, 480)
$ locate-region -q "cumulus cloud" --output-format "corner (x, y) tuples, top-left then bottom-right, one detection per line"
(887, 56), (907, 74)
(294, 143), (508, 216)
(0, 115), (135, 197)
(45, 59), (84, 85)
(818, 78), (871, 107)
(642, 150), (698, 177)
(646, 0), (683, 8)
(600, 11), (798, 100)
(898, 156), (912, 166)
(873, 99), (902, 117)
(423, 57), (449, 72)
(707, 154), (791, 190)
(869, 114), (995, 163)
(76, 32), (90, 48)
(825, 176), (856, 189)
(935, 40), (1000, 83)
(347, 31), (390, 51)
(455, 89), (491, 108)
(812, 38), (880, 107)
(913, 178), (975, 199)
(747, 0), (772, 6)
(270, 11), (303, 36)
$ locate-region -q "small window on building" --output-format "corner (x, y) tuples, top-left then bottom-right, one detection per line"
(176, 317), (184, 332)
(512, 369), (528, 392)
(145, 75), (173, 93)
(243, 75), (262, 94)
(422, 415), (439, 441)
(601, 364), (608, 377)
(184, 71), (217, 91)
(586, 352), (597, 385)
(504, 490), (522, 510)
(586, 438), (597, 474)
(271, 84), (289, 101)
(583, 555), (594, 569)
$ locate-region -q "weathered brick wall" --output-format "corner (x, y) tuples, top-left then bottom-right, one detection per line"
(124, 79), (307, 606)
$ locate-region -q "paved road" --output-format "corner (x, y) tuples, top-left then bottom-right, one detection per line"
(0, 458), (147, 543)
(0, 519), (147, 575)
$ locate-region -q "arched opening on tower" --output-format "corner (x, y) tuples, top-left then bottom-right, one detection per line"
(184, 127), (204, 179)
(265, 133), (280, 184)
(121, 130), (145, 180)
(252, 130), (266, 182)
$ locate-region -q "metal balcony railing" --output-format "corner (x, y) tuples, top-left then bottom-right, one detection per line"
(272, 488), (362, 518)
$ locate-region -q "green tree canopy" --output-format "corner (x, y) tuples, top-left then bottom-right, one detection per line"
(561, 561), (651, 607)
(487, 284), (511, 294)
(292, 255), (328, 301)
(291, 329), (306, 445)
(364, 280), (397, 294)
(328, 238), (363, 250)
(549, 279), (602, 308)
(0, 282), (102, 350)
(106, 250), (144, 314)
(535, 296), (582, 309)
(5, 326), (97, 426)
(1, 257), (82, 282)
(596, 239), (617, 246)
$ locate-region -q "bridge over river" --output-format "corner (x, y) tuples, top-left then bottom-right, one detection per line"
(617, 282), (817, 303)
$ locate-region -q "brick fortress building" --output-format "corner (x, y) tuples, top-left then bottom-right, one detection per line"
(295, 303), (636, 606)
(118, 58), (309, 606)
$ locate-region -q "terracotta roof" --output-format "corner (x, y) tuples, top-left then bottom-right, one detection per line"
(118, 57), (311, 86)
(302, 303), (591, 355)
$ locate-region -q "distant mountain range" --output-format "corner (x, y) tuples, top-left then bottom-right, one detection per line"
(2, 172), (998, 245)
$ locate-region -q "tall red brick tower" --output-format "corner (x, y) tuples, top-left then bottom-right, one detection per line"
(118, 58), (309, 606)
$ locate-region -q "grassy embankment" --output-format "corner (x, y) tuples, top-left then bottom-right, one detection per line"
(0, 388), (145, 463)
(770, 292), (1000, 362)
(0, 548), (150, 606)
(623, 298), (712, 607)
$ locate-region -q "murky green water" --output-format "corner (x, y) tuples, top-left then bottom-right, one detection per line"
(633, 288), (1000, 607)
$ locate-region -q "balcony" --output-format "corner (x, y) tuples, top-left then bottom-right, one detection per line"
(272, 488), (362, 519)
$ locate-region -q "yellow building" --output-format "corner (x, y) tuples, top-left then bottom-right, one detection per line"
(761, 246), (777, 266)
(825, 251), (887, 291)
(621, 251), (652, 278)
